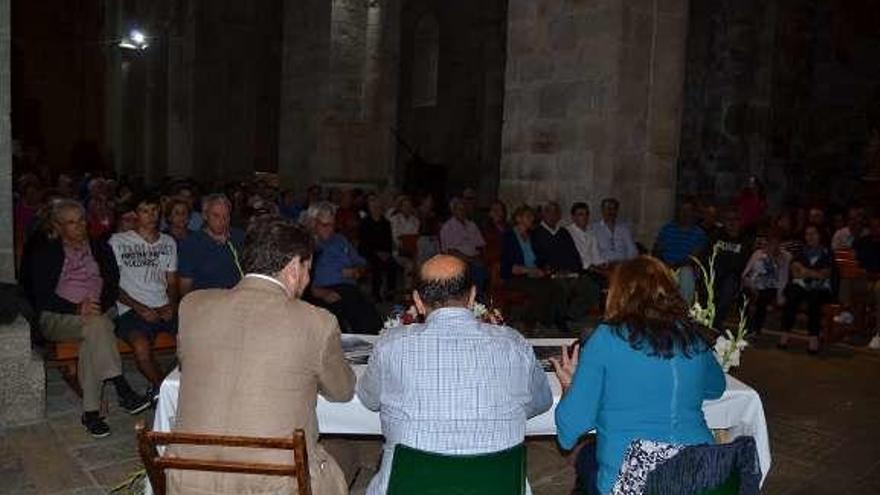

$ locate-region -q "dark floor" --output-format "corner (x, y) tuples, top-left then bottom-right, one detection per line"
(3, 330), (880, 494)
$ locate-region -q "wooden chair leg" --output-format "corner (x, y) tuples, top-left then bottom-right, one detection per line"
(292, 430), (312, 495)
(136, 421), (166, 495)
(58, 362), (83, 397)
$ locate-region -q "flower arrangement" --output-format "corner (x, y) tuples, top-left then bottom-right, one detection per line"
(687, 244), (750, 372)
(382, 302), (505, 331)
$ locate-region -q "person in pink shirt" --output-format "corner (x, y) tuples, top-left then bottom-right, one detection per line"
(439, 197), (488, 293)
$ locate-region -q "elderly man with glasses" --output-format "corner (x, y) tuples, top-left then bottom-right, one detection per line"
(303, 201), (382, 333)
(25, 199), (150, 438)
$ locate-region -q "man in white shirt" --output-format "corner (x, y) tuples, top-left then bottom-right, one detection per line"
(593, 198), (638, 264)
(109, 193), (178, 392)
(566, 202), (603, 271)
(358, 255), (551, 495)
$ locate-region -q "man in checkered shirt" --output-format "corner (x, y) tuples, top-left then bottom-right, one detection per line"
(357, 254), (552, 494)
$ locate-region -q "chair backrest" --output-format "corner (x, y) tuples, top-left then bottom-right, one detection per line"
(645, 436), (760, 495)
(386, 443), (526, 495)
(135, 421), (311, 495)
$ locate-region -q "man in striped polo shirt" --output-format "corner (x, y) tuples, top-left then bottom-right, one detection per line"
(653, 197), (708, 304)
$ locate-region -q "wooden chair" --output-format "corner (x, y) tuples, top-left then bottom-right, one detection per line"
(135, 421), (312, 495)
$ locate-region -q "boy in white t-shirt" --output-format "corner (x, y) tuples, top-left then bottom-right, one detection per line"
(109, 193), (178, 392)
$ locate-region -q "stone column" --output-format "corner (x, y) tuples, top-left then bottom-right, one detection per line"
(0, 0), (11, 283)
(278, 0), (332, 191)
(500, 0), (689, 243)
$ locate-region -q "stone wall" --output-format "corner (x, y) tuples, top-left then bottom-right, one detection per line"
(500, 0), (689, 243)
(0, 0), (11, 283)
(678, 0), (880, 211)
(278, 0), (400, 192)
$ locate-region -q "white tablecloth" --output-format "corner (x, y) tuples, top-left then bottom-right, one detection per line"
(152, 336), (771, 484)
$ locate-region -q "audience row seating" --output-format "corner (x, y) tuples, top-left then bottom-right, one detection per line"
(43, 332), (177, 396)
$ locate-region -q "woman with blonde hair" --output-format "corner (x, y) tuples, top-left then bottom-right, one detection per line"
(552, 255), (726, 494)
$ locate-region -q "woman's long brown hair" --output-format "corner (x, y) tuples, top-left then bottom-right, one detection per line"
(604, 256), (709, 358)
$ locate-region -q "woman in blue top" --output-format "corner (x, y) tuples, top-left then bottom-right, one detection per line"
(552, 255), (726, 494)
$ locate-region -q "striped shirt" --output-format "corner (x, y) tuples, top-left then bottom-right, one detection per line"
(655, 222), (707, 265)
(357, 307), (552, 495)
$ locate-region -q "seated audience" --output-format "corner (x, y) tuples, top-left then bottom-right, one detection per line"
(359, 194), (398, 301)
(177, 194), (245, 295)
(169, 216), (354, 495)
(481, 199), (509, 263)
(335, 189), (360, 241)
(593, 198), (638, 264)
(109, 193), (179, 392)
(780, 224), (833, 353)
(653, 198), (707, 304)
(699, 203), (723, 240)
(278, 189), (303, 221)
(358, 254), (552, 495)
(417, 193), (440, 235)
(26, 199), (150, 438)
(852, 215), (880, 335)
(532, 201), (583, 274)
(831, 206), (868, 250)
(439, 197), (488, 293)
(86, 194), (114, 240)
(711, 209), (752, 328)
(742, 230), (792, 334)
(533, 201), (600, 325)
(388, 195), (420, 282)
(163, 198), (192, 242)
(808, 206), (828, 238)
(174, 185), (204, 231)
(736, 175), (767, 237)
(566, 202), (603, 272)
(305, 201), (382, 333)
(501, 205), (566, 327)
(775, 212), (804, 259)
(552, 256), (725, 495)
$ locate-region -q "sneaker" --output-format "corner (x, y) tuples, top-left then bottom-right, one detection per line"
(118, 391), (152, 415)
(81, 412), (111, 438)
(833, 311), (855, 324)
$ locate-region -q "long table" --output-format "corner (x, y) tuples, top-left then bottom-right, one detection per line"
(152, 336), (771, 485)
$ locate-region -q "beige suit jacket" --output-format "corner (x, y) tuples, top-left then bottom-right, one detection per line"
(167, 275), (355, 495)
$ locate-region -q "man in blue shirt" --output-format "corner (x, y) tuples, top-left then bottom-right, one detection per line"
(305, 201), (382, 333)
(178, 194), (245, 295)
(653, 198), (707, 304)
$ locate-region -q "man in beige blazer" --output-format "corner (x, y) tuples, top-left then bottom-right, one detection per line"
(168, 216), (355, 495)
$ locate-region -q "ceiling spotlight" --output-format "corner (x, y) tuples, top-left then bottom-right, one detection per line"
(118, 29), (149, 51)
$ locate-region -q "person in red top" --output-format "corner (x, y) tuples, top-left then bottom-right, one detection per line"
(736, 175), (768, 236)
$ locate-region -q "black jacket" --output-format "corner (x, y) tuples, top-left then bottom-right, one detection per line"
(25, 237), (120, 315)
(531, 224), (583, 273)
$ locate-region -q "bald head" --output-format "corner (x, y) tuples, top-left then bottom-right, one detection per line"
(415, 255), (475, 311)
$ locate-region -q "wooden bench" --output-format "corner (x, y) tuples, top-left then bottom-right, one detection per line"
(44, 332), (177, 396)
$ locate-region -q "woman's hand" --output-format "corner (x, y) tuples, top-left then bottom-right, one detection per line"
(550, 344), (579, 392)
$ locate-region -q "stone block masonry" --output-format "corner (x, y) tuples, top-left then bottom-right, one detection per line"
(500, 0), (689, 244)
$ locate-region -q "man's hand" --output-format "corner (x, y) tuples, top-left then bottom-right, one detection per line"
(549, 344), (579, 393)
(313, 287), (342, 304)
(527, 267), (546, 278)
(342, 267), (366, 279)
(137, 306), (160, 323)
(156, 304), (175, 321)
(78, 300), (101, 317)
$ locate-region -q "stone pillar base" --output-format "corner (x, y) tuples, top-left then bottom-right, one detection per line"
(0, 317), (46, 426)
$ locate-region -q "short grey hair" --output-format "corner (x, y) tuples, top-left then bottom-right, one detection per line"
(304, 201), (337, 224)
(201, 193), (232, 214)
(50, 199), (85, 224)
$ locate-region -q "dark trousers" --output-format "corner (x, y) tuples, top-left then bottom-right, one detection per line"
(366, 254), (398, 301)
(712, 272), (742, 329)
(505, 277), (565, 327)
(782, 285), (832, 336)
(309, 284), (382, 334)
(747, 289), (777, 334)
(574, 439), (600, 495)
